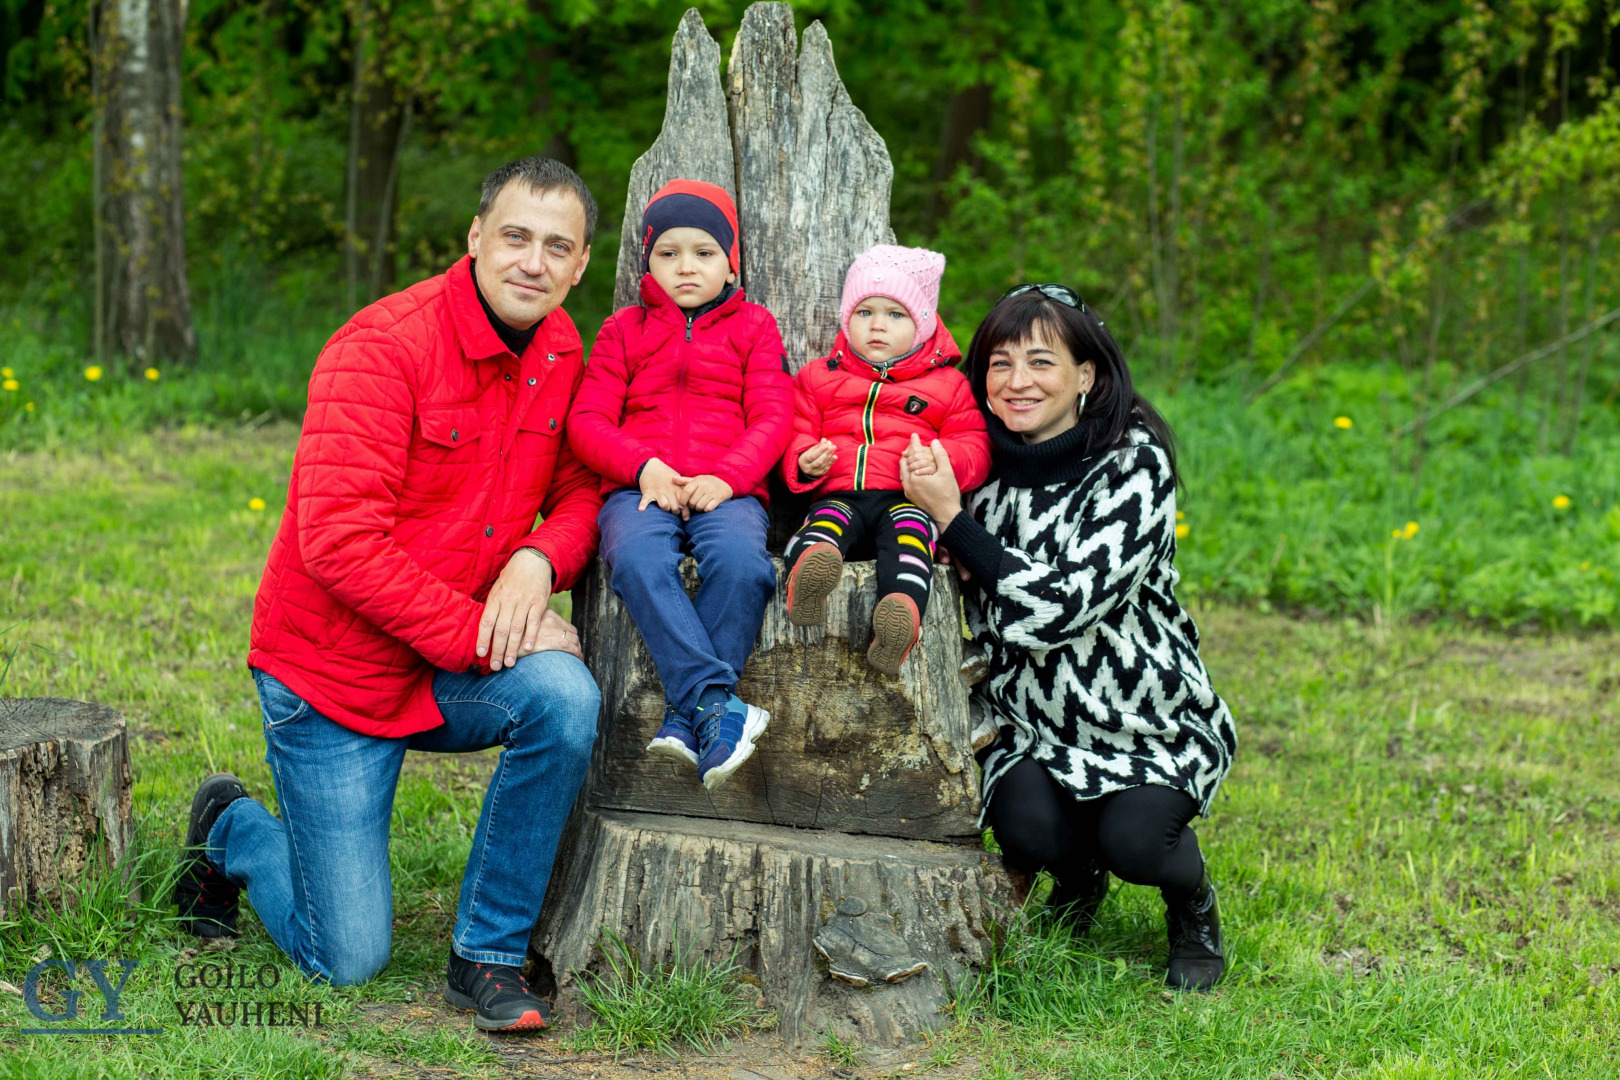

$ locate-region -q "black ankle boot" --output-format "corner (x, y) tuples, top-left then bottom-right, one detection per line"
(1048, 863), (1109, 934)
(1162, 870), (1224, 992)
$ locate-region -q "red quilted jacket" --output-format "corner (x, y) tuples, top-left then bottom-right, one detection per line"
(566, 275), (793, 501)
(782, 323), (992, 495)
(248, 256), (604, 738)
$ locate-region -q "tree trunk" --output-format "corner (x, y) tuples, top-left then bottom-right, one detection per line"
(0, 699), (137, 917)
(531, 6), (1006, 1045)
(344, 6), (404, 312)
(527, 1), (577, 167)
(93, 0), (196, 368)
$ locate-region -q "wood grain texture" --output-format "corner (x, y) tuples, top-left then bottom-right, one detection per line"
(575, 556), (981, 841)
(611, 8), (735, 312)
(727, 3), (895, 371)
(0, 698), (136, 916)
(532, 810), (1010, 1045)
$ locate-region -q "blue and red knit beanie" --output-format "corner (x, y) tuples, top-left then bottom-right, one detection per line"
(640, 179), (740, 275)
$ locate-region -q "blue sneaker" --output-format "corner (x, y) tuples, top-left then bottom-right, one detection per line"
(646, 702), (700, 767)
(694, 694), (770, 791)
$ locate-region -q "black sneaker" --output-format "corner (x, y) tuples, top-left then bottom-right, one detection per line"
(444, 951), (551, 1032)
(173, 772), (251, 938)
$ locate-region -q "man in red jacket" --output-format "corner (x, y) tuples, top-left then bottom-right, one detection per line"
(172, 157), (602, 1034)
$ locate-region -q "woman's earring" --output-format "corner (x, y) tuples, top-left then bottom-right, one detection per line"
(1076, 391), (1088, 419)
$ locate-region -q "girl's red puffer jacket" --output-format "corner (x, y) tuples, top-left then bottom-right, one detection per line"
(782, 322), (992, 495)
(567, 275), (794, 501)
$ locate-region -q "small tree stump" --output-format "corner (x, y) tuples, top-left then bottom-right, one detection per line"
(0, 698), (137, 917)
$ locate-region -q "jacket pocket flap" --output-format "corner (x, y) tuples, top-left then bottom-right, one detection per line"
(418, 406), (482, 448)
(517, 405), (564, 436)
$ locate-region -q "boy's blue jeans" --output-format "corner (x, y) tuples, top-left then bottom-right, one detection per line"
(597, 489), (777, 714)
(206, 652), (600, 986)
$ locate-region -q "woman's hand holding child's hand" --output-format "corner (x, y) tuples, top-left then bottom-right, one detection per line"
(903, 434), (937, 477)
(677, 474), (734, 513)
(797, 439), (837, 478)
(639, 457), (690, 518)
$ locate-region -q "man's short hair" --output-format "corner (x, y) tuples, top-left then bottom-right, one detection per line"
(478, 157), (599, 244)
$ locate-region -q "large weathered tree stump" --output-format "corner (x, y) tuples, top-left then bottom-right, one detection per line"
(531, 4), (1009, 1045)
(0, 698), (137, 917)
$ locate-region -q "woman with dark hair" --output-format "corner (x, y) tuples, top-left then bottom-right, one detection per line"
(899, 284), (1237, 991)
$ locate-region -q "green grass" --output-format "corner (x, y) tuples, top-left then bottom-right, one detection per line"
(1, 428), (1618, 1077)
(566, 932), (773, 1055)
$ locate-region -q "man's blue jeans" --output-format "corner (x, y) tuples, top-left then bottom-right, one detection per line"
(206, 652), (599, 985)
(596, 489), (777, 714)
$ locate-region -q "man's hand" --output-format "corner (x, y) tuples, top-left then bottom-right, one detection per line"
(903, 433), (937, 477)
(797, 439), (837, 478)
(518, 609), (583, 662)
(677, 474), (733, 513)
(639, 457), (689, 518)
(477, 547), (554, 671)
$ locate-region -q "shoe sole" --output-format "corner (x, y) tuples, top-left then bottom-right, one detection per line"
(645, 736), (699, 767)
(787, 545), (844, 627)
(700, 705), (771, 791)
(867, 594), (921, 675)
(444, 985), (550, 1031)
(185, 772), (245, 848)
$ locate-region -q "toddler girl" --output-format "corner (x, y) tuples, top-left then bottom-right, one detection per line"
(780, 245), (991, 673)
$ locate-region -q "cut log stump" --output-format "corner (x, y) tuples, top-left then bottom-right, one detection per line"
(533, 810), (1009, 1045)
(0, 698), (137, 917)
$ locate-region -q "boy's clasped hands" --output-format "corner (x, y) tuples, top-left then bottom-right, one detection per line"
(637, 457), (734, 518)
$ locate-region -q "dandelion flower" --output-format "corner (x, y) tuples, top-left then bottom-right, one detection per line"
(23, 402), (33, 412)
(1334, 416), (1353, 430)
(1392, 528), (1404, 539)
(1552, 494), (1571, 510)
(144, 367), (160, 382)
(1, 367), (12, 378)
(1403, 521), (1419, 539)
(1175, 523), (1190, 540)
(84, 365), (103, 382)
(1175, 510), (1185, 521)
(1, 379), (16, 392)
(249, 498), (267, 512)
(1581, 562), (1591, 571)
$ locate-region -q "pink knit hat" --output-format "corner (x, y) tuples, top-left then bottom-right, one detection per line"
(839, 244), (946, 347)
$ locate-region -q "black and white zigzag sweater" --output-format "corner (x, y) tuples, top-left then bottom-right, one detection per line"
(939, 413), (1237, 824)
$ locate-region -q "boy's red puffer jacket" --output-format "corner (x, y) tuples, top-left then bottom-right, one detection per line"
(782, 322), (992, 495)
(567, 274), (794, 501)
(247, 255), (603, 739)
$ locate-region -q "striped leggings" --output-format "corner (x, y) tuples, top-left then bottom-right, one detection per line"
(783, 489), (938, 616)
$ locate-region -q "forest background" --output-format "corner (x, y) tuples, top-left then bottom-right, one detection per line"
(2, 0), (1620, 629)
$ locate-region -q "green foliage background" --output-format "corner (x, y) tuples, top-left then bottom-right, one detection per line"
(2, 0), (1619, 629)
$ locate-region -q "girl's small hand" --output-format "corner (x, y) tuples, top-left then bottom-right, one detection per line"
(797, 439), (837, 477)
(900, 438), (961, 531)
(676, 474), (734, 513)
(639, 457), (690, 519)
(903, 433), (937, 477)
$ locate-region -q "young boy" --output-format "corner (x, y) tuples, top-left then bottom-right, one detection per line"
(780, 244), (991, 674)
(567, 180), (793, 789)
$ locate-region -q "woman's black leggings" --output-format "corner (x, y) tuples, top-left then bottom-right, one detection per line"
(986, 758), (1205, 892)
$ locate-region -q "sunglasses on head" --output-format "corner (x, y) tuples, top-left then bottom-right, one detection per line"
(999, 282), (1087, 311)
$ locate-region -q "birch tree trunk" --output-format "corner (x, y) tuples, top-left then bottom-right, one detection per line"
(92, 0), (196, 367)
